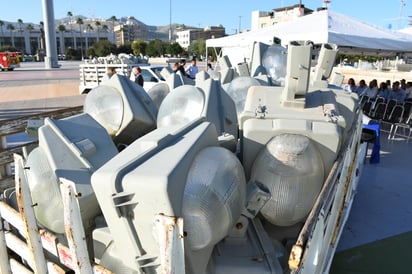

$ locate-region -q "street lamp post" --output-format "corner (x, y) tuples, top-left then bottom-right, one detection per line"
(41, 0), (59, 68)
(169, 0), (172, 42)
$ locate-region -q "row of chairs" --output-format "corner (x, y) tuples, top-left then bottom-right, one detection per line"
(388, 106), (412, 141)
(361, 95), (412, 141)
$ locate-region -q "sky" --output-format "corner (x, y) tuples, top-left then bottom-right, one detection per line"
(1, 0), (411, 34)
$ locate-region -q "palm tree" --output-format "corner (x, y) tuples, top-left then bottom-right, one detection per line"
(58, 24), (66, 36)
(26, 24), (34, 54)
(94, 20), (101, 41)
(110, 16), (117, 43)
(0, 20), (4, 47)
(76, 17), (84, 59)
(16, 19), (23, 51)
(67, 11), (75, 48)
(17, 19), (23, 33)
(26, 24), (34, 32)
(39, 21), (44, 51)
(57, 24), (66, 54)
(86, 24), (93, 49)
(6, 23), (15, 47)
(102, 24), (109, 32)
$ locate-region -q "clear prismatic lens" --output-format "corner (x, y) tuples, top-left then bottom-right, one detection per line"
(251, 134), (324, 226)
(84, 85), (124, 136)
(262, 45), (287, 86)
(157, 85), (204, 128)
(226, 76), (261, 115)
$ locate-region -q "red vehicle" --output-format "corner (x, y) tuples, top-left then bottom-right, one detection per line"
(0, 51), (20, 71)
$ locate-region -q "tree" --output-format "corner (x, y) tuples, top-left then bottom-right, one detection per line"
(86, 24), (93, 49)
(57, 24), (66, 54)
(166, 42), (183, 57)
(110, 15), (117, 43)
(76, 17), (84, 59)
(102, 24), (109, 32)
(95, 21), (101, 41)
(86, 46), (96, 57)
(57, 24), (66, 34)
(67, 11), (75, 48)
(131, 39), (147, 56)
(146, 39), (167, 57)
(6, 23), (15, 47)
(26, 24), (34, 32)
(17, 19), (23, 34)
(0, 20), (4, 47)
(93, 40), (116, 57)
(39, 21), (44, 50)
(65, 47), (81, 60)
(188, 39), (206, 59)
(0, 45), (18, 52)
(117, 42), (133, 54)
(26, 24), (34, 54)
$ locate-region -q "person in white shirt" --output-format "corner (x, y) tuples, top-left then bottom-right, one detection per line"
(388, 81), (406, 103)
(404, 81), (412, 101)
(343, 78), (357, 93)
(361, 79), (379, 99)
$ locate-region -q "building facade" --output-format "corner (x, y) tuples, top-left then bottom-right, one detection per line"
(251, 4), (314, 31)
(0, 20), (114, 56)
(176, 26), (225, 49)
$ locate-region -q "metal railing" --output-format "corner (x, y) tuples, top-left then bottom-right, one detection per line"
(0, 106), (83, 194)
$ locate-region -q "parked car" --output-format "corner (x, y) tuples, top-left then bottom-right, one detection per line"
(138, 65), (166, 91)
(79, 63), (167, 94)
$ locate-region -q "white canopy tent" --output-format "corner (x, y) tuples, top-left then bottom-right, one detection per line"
(206, 9), (412, 61)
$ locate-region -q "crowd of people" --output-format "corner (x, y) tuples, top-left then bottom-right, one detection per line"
(343, 78), (412, 104)
(172, 58), (202, 79)
(171, 58), (216, 79)
(104, 58), (215, 88)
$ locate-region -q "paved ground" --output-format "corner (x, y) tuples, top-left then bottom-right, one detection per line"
(331, 130), (412, 273)
(0, 61), (85, 119)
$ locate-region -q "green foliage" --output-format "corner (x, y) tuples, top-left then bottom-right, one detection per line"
(131, 39), (147, 56)
(166, 42), (183, 57)
(65, 47), (81, 60)
(0, 45), (18, 52)
(337, 54), (392, 64)
(86, 47), (96, 57)
(188, 39), (206, 59)
(146, 39), (168, 57)
(93, 40), (116, 56)
(206, 47), (220, 62)
(117, 42), (133, 54)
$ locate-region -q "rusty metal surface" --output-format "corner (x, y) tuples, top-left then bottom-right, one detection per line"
(14, 154), (48, 273)
(288, 245), (303, 270)
(61, 178), (94, 273)
(40, 229), (58, 257)
(0, 106), (83, 136)
(155, 214), (185, 274)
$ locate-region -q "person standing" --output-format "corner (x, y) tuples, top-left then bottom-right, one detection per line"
(178, 59), (187, 76)
(103, 67), (116, 81)
(131, 66), (144, 87)
(186, 58), (199, 79)
(207, 63), (214, 73)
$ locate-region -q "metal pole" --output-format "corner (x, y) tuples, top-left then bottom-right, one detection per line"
(41, 0), (59, 68)
(169, 0), (172, 42)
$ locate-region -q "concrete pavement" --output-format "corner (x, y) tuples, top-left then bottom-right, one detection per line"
(0, 61), (84, 120)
